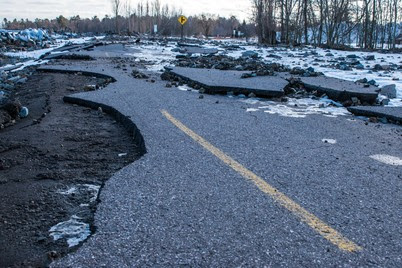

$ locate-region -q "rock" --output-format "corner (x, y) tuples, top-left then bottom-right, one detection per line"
(367, 79), (376, 86)
(355, 64), (364, 70)
(83, 85), (96, 91)
(132, 70), (149, 79)
(339, 64), (352, 71)
(356, 78), (368, 83)
(234, 65), (244, 71)
(199, 94), (204, 99)
(47, 251), (60, 261)
(241, 73), (254, 79)
(325, 53), (334, 57)
(165, 83), (172, 88)
(380, 98), (390, 106)
(351, 97), (361, 105)
(342, 100), (353, 107)
(266, 54), (282, 59)
(382, 65), (391, 70)
(306, 67), (315, 73)
(242, 50), (259, 58)
(248, 92), (256, 98)
(347, 54), (358, 59)
(290, 67), (304, 75)
(378, 84), (397, 98)
(19, 106), (29, 118)
(373, 64), (390, 71)
(364, 55), (375, 61)
(16, 77), (27, 84)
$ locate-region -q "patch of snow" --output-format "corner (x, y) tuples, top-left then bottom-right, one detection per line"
(241, 97), (351, 118)
(127, 43), (178, 72)
(322, 139), (337, 144)
(227, 45), (402, 106)
(177, 85), (198, 92)
(5, 47), (54, 59)
(56, 184), (100, 204)
(370, 154), (402, 166)
(57, 186), (77, 195)
(49, 215), (91, 247)
(11, 59), (49, 72)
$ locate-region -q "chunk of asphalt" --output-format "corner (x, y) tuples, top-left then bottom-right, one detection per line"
(179, 46), (219, 55)
(377, 84), (397, 99)
(348, 106), (402, 123)
(169, 67), (287, 98)
(300, 76), (378, 104)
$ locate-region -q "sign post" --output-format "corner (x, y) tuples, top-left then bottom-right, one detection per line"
(178, 15), (188, 40)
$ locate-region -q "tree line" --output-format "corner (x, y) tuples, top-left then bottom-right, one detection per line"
(2, 0), (401, 49)
(252, 0), (402, 49)
(2, 0), (255, 39)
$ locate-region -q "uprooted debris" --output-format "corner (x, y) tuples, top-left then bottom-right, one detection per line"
(0, 29), (51, 53)
(0, 99), (29, 128)
(173, 54), (289, 75)
(172, 54), (325, 79)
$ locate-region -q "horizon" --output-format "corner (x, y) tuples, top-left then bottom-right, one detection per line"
(0, 0), (252, 25)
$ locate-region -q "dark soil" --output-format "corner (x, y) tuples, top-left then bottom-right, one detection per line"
(0, 71), (142, 267)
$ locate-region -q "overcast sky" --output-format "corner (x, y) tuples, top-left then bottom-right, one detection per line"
(0, 0), (253, 23)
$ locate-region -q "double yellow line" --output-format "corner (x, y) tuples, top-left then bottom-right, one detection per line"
(161, 110), (361, 253)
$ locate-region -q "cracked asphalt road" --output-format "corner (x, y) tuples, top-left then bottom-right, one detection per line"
(43, 46), (401, 267)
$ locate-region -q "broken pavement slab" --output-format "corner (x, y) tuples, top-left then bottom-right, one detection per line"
(348, 106), (402, 123)
(299, 76), (379, 104)
(168, 67), (286, 97)
(179, 46), (219, 55)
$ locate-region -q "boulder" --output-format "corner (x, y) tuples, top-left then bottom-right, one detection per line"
(378, 84), (397, 99)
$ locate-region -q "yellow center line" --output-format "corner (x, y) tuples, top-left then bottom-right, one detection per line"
(161, 109), (362, 253)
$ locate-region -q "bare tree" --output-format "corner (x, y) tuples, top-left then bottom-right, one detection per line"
(198, 14), (216, 38)
(111, 0), (121, 34)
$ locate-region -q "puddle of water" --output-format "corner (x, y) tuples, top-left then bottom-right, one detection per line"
(49, 215), (91, 247)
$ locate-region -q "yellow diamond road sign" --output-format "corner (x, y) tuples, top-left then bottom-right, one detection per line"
(178, 15), (188, 25)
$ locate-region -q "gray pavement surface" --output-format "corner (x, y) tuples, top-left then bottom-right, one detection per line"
(348, 106), (402, 123)
(44, 43), (141, 60)
(300, 76), (379, 103)
(40, 46), (402, 267)
(170, 67), (286, 97)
